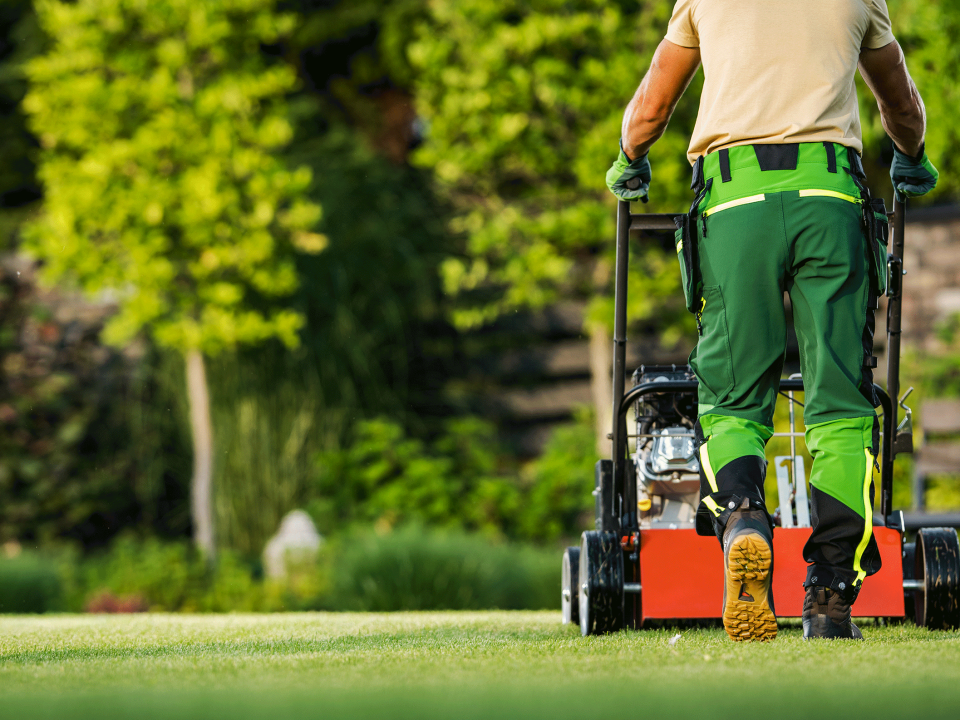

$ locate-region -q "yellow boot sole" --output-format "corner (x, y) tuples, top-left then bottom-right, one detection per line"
(723, 532), (777, 642)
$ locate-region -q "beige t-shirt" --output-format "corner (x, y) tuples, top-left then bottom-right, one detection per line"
(666, 0), (895, 164)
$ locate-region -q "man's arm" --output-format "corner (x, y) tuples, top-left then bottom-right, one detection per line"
(858, 41), (925, 156)
(621, 39), (701, 160)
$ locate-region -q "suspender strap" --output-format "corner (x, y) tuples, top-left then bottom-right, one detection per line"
(824, 142), (837, 173)
(718, 148), (731, 183)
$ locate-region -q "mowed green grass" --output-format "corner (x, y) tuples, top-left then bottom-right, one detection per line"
(0, 612), (958, 719)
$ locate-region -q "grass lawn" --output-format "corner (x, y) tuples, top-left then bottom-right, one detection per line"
(0, 612), (958, 719)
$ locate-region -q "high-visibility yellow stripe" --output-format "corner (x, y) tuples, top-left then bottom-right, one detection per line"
(676, 239), (683, 253)
(703, 194), (766, 217)
(798, 189), (859, 204)
(700, 442), (719, 493)
(702, 496), (723, 517)
(852, 448), (875, 585)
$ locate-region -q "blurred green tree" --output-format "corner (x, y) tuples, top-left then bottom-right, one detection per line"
(199, 0), (462, 555)
(0, 0), (43, 234)
(288, 0), (426, 156)
(860, 0), (960, 200)
(23, 0), (322, 558)
(409, 0), (699, 451)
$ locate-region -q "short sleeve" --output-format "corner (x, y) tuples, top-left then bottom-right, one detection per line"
(863, 0), (895, 49)
(665, 0), (699, 48)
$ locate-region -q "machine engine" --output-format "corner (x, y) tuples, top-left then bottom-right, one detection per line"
(631, 365), (700, 528)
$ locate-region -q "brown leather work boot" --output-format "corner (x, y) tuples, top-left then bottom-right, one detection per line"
(802, 586), (863, 640)
(721, 499), (777, 641)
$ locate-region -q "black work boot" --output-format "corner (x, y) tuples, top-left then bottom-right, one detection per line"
(802, 586), (863, 640)
(721, 499), (777, 641)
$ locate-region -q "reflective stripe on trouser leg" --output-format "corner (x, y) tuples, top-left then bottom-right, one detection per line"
(694, 414), (773, 538)
(802, 415), (881, 598)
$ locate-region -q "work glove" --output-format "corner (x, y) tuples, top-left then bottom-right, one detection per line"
(606, 141), (650, 202)
(890, 143), (939, 201)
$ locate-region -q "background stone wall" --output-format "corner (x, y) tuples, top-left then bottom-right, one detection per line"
(898, 206), (960, 352)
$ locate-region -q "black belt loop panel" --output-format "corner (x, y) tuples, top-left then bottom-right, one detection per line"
(824, 142), (837, 173)
(846, 147), (866, 178)
(753, 143), (799, 171)
(691, 155), (705, 192)
(718, 148), (731, 183)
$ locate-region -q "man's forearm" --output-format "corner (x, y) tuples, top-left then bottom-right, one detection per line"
(879, 81), (925, 157)
(620, 40), (701, 160)
(621, 92), (671, 160)
(859, 42), (926, 156)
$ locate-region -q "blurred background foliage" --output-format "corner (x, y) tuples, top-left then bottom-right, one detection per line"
(24, 0), (318, 353)
(410, 0), (694, 335)
(0, 0), (957, 612)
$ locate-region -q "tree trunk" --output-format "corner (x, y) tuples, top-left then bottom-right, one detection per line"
(589, 322), (613, 459)
(186, 348), (215, 560)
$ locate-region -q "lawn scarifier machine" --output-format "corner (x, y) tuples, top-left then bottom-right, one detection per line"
(561, 197), (960, 634)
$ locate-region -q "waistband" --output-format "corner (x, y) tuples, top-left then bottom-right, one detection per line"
(692, 142), (866, 213)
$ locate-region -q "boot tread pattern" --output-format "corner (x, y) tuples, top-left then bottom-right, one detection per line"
(723, 533), (777, 642)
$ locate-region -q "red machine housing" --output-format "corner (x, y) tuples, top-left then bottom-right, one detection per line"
(635, 526), (904, 622)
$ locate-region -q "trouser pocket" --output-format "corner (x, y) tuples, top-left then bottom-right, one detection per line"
(674, 213), (701, 314)
(863, 198), (889, 295)
(690, 285), (734, 404)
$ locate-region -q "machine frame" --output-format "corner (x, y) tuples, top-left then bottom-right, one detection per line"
(561, 197), (960, 634)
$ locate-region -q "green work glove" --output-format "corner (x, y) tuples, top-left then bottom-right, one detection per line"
(606, 142), (650, 202)
(890, 143), (938, 201)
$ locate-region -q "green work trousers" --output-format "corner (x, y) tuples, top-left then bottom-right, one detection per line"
(685, 142), (883, 601)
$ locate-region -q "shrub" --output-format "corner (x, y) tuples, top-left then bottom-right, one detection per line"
(325, 525), (557, 611)
(311, 417), (520, 537)
(83, 591), (148, 614)
(0, 552), (62, 613)
(310, 410), (599, 544)
(48, 528), (562, 614)
(76, 535), (324, 612)
(81, 536), (207, 612)
(518, 407), (597, 542)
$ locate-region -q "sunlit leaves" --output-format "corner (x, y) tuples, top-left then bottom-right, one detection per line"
(876, 0), (960, 199)
(23, 0), (321, 354)
(411, 0), (699, 334)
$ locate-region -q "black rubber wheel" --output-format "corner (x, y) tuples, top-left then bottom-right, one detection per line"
(902, 540), (916, 624)
(561, 546), (580, 625)
(578, 530), (624, 636)
(914, 528), (960, 630)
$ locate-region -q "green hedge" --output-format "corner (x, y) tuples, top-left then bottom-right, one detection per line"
(325, 526), (557, 611)
(0, 553), (62, 613)
(0, 527), (561, 614)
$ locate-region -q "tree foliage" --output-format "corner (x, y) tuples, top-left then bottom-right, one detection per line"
(23, 0), (322, 356)
(283, 127), (451, 416)
(410, 0), (698, 332)
(289, 0), (425, 120)
(0, 264), (192, 548)
(879, 0), (960, 199)
(0, 0), (42, 215)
